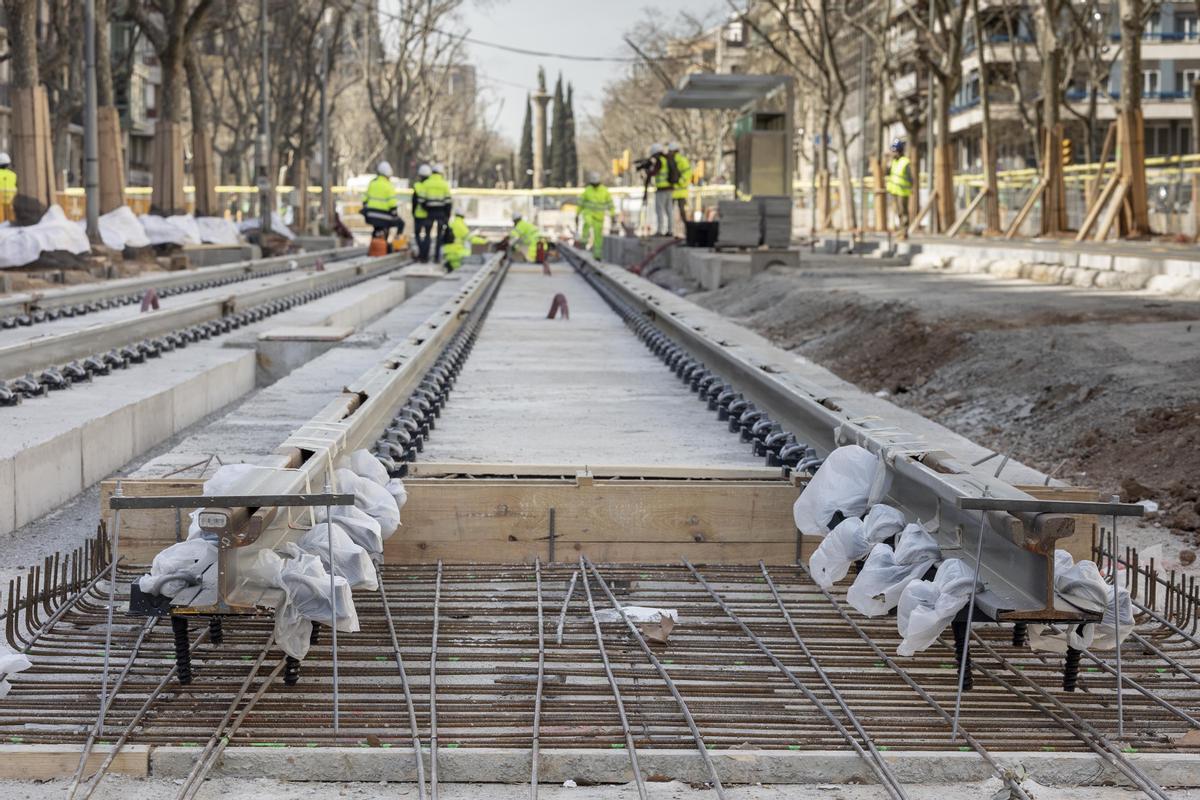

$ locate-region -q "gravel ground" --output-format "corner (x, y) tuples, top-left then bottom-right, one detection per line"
(0, 777), (1196, 800)
(662, 256), (1200, 575)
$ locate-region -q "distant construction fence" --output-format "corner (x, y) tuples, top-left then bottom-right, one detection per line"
(16, 153), (1200, 239)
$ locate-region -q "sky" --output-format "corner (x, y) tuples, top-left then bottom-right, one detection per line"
(462, 0), (721, 146)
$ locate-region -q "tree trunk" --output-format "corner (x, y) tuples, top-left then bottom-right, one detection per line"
(185, 51), (216, 217)
(836, 124), (857, 231)
(151, 35), (188, 215)
(1118, 0), (1150, 235)
(972, 0), (1001, 233)
(1038, 0), (1067, 234)
(293, 156), (310, 233)
(5, 0), (54, 222)
(934, 87), (956, 233)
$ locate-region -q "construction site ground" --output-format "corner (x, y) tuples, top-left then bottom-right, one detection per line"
(648, 254), (1200, 576)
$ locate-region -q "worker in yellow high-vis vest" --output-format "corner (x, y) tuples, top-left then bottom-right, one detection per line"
(885, 139), (913, 235)
(0, 152), (18, 223)
(362, 161), (403, 245)
(443, 208), (486, 272)
(510, 212), (542, 262)
(411, 163), (433, 262)
(577, 171), (614, 260)
(422, 163), (453, 263)
(667, 142), (691, 231)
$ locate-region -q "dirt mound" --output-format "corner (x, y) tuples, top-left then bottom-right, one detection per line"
(689, 267), (1200, 543)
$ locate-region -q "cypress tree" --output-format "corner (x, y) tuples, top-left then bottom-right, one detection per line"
(549, 73), (566, 186)
(518, 95), (534, 190)
(564, 83), (579, 185)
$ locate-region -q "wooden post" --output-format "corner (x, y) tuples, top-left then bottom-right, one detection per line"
(934, 143), (956, 233)
(97, 107), (126, 214)
(293, 157), (310, 234)
(981, 137), (1001, 234)
(907, 146), (921, 229)
(1120, 109), (1150, 236)
(151, 122), (185, 216)
(1192, 174), (1200, 240)
(10, 86), (55, 224)
(191, 130), (217, 218)
(815, 170), (831, 231)
(1040, 125), (1068, 236)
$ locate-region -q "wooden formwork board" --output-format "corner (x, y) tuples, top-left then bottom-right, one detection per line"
(101, 474), (804, 565)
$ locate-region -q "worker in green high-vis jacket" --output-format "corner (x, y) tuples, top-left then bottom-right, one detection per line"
(577, 171), (614, 260)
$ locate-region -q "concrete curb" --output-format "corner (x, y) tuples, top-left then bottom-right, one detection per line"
(147, 747), (1200, 787)
(909, 243), (1200, 298)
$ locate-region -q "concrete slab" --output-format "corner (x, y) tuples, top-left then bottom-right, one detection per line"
(183, 243), (254, 267)
(258, 326), (355, 341)
(256, 327), (355, 385)
(420, 266), (764, 469)
(146, 746), (1200, 788)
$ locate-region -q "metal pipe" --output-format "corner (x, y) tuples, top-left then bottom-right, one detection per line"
(378, 577), (427, 800)
(429, 561), (443, 800)
(530, 559), (546, 799)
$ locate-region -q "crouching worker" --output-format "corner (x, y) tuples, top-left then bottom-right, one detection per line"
(509, 212), (543, 262)
(362, 161), (403, 253)
(443, 208), (486, 272)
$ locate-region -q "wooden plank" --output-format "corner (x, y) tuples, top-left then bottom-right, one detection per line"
(396, 479), (799, 547)
(406, 461), (789, 481)
(100, 478), (205, 554)
(98, 106), (127, 214)
(0, 744), (149, 780)
(1076, 172), (1120, 241)
(1004, 177), (1046, 239)
(906, 188), (936, 237)
(1094, 180), (1130, 242)
(947, 188), (987, 237)
(382, 540), (802, 565)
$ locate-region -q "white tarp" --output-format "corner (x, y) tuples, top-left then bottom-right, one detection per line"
(88, 205), (151, 251)
(792, 445), (891, 534)
(167, 214), (203, 245)
(0, 205), (92, 268)
(195, 216), (241, 245)
(239, 211), (296, 241)
(1029, 550), (1133, 654)
(594, 606), (679, 625)
(299, 522), (378, 592)
(0, 652), (33, 699)
(335, 467), (400, 540)
(137, 539), (218, 598)
(140, 214), (191, 246)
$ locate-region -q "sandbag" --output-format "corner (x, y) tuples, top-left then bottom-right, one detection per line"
(792, 445), (891, 534)
(846, 524), (941, 617)
(140, 214), (189, 245)
(809, 517), (870, 589)
(299, 522), (378, 591)
(0, 205), (92, 268)
(137, 539), (217, 598)
(335, 468), (399, 540)
(896, 559), (977, 657)
(91, 205), (150, 250)
(239, 211), (296, 241)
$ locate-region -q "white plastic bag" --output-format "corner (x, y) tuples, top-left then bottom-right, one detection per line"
(896, 559), (976, 657)
(386, 478), (408, 512)
(1054, 550), (1109, 614)
(0, 653), (33, 699)
(137, 539), (217, 598)
(1091, 584), (1134, 651)
(846, 524), (941, 617)
(278, 544), (358, 633)
(335, 468), (399, 540)
(92, 205), (151, 250)
(0, 205), (92, 268)
(809, 517), (870, 589)
(792, 445), (891, 534)
(1028, 622), (1096, 655)
(315, 504), (384, 554)
(140, 214), (188, 245)
(864, 504), (907, 543)
(299, 522), (378, 591)
(339, 449), (390, 487)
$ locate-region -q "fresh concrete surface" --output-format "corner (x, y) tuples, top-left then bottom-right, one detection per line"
(131, 269), (470, 478)
(420, 265), (764, 469)
(3, 776), (1194, 799)
(145, 746), (1200, 788)
(0, 267), (416, 536)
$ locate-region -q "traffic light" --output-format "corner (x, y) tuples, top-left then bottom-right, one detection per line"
(693, 159), (706, 183)
(1061, 138), (1072, 167)
(611, 158), (622, 177)
(621, 149), (631, 174)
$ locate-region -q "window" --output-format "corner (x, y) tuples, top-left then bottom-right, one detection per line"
(1146, 12), (1161, 36)
(724, 19), (745, 46)
(1179, 14), (1198, 39)
(1178, 68), (1200, 91)
(1143, 69), (1160, 97)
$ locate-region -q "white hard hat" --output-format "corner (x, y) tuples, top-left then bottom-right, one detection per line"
(586, 171), (601, 184)
(649, 143), (664, 156)
(417, 163), (432, 178)
(454, 206), (466, 216)
(377, 161), (394, 177)
(512, 212), (523, 222)
(667, 141), (681, 151)
(0, 152), (10, 168)
(432, 163), (445, 173)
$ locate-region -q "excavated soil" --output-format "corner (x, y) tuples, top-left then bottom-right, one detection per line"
(673, 262), (1200, 558)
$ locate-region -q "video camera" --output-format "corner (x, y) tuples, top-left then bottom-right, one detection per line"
(632, 156), (655, 174)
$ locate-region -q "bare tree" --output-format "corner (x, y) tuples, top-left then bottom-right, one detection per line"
(2, 0), (55, 219)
